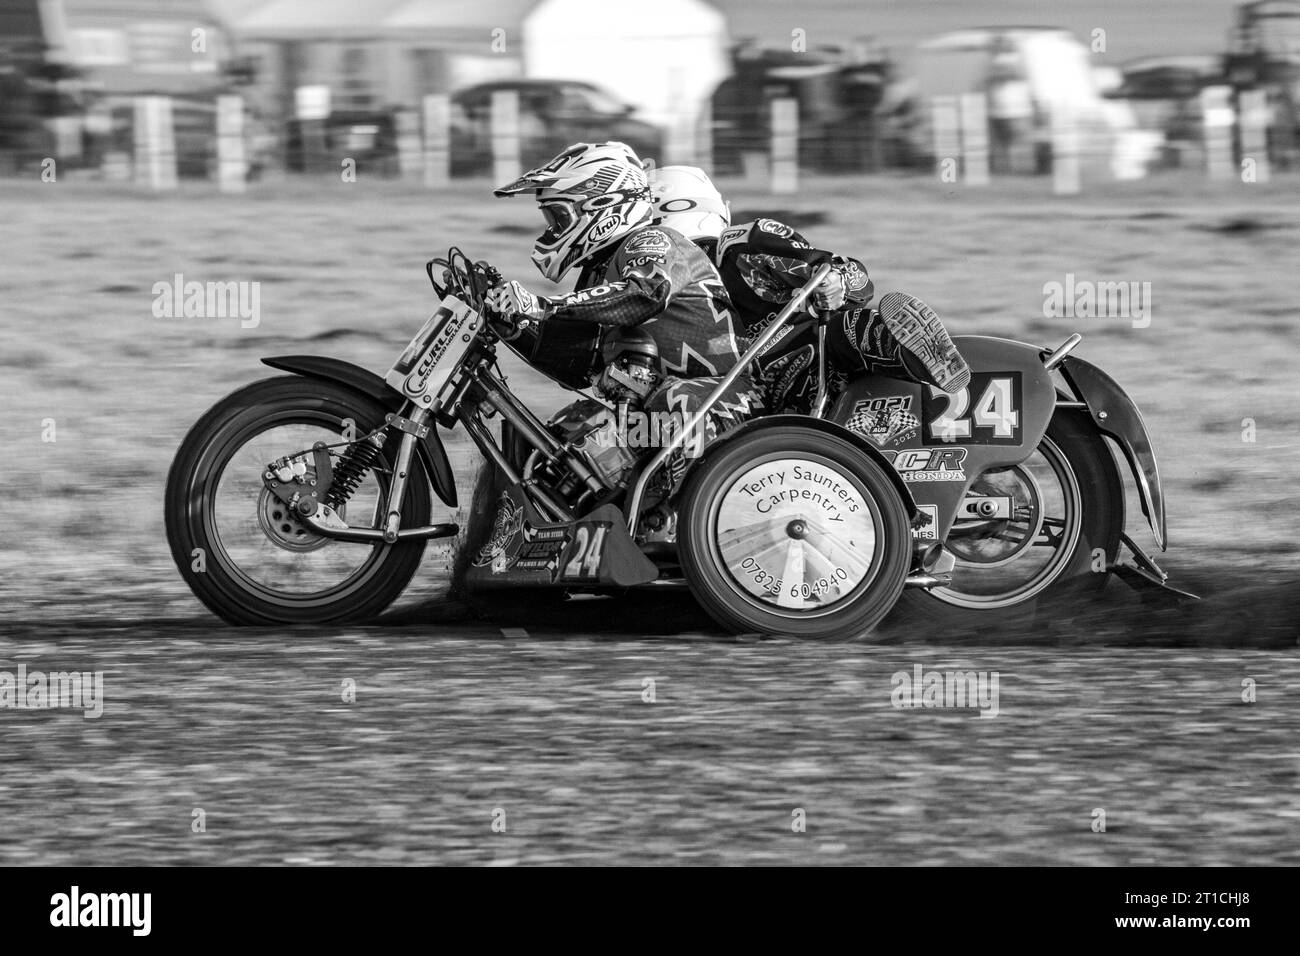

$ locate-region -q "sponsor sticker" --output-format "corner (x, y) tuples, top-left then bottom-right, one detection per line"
(883, 446), (968, 482)
(474, 493), (524, 572)
(840, 259), (869, 292)
(758, 218), (795, 238)
(624, 229), (672, 256)
(718, 224), (751, 254)
(913, 504), (939, 540)
(510, 525), (571, 574)
(389, 297), (477, 398)
(847, 395), (920, 447)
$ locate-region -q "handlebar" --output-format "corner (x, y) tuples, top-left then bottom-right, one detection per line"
(425, 247), (501, 316)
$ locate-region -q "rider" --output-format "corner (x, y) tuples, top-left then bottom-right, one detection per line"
(486, 143), (762, 454)
(649, 165), (971, 415)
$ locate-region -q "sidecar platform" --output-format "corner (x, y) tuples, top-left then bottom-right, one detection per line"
(463, 491), (660, 590)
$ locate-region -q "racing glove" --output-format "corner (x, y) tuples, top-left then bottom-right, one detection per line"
(812, 267), (847, 311)
(486, 280), (549, 339)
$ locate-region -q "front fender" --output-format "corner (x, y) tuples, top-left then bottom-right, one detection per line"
(698, 415), (918, 517)
(1059, 356), (1166, 550)
(261, 355), (457, 508)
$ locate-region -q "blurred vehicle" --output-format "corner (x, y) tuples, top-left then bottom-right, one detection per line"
(1224, 0), (1300, 165)
(709, 43), (903, 173)
(1104, 56), (1224, 168)
(1114, 56), (1225, 101)
(284, 110), (397, 177)
(449, 80), (663, 175)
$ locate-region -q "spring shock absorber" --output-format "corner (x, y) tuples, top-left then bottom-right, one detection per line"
(324, 432), (385, 510)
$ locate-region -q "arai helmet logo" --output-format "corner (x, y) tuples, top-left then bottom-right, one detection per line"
(587, 212), (621, 244)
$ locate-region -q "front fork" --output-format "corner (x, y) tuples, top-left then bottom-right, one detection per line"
(263, 403), (458, 544)
(379, 410), (423, 542)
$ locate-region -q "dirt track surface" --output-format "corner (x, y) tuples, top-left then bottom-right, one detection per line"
(1, 623), (1297, 865)
(1, 175), (1297, 864)
(0, 572), (1296, 866)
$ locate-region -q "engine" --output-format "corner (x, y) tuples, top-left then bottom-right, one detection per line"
(547, 398), (640, 494)
(536, 328), (664, 509)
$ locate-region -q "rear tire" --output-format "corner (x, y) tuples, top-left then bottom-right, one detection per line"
(893, 410), (1123, 626)
(677, 427), (911, 638)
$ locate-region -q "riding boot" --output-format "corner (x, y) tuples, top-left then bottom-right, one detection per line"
(839, 294), (971, 394)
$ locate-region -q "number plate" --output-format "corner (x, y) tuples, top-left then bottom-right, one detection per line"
(384, 295), (481, 403)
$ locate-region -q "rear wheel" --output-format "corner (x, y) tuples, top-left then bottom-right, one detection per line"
(165, 377), (431, 625)
(894, 410), (1123, 625)
(677, 427), (912, 638)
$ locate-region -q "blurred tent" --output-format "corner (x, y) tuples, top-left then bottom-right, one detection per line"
(206, 0), (726, 152)
(522, 0), (727, 140)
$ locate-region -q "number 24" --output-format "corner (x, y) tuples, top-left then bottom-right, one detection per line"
(928, 377), (1019, 440)
(564, 525), (609, 579)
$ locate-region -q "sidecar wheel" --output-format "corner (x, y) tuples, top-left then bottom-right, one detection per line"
(677, 427), (911, 638)
(892, 409), (1123, 626)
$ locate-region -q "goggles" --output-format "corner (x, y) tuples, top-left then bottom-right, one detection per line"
(540, 201), (578, 235)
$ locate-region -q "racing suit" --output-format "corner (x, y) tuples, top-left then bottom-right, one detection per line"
(711, 218), (968, 413)
(504, 223), (763, 450)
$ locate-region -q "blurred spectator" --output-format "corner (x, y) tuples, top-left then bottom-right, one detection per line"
(841, 62), (888, 172)
(1271, 83), (1299, 167)
(987, 48), (1033, 174)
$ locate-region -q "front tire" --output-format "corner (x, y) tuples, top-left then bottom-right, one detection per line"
(165, 376), (432, 625)
(677, 427), (912, 638)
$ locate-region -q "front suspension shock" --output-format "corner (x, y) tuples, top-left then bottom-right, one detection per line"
(323, 432), (385, 510)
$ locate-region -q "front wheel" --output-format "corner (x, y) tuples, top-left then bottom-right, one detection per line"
(165, 376), (432, 625)
(677, 427), (912, 638)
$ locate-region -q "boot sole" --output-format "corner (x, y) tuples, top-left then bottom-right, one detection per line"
(877, 292), (971, 393)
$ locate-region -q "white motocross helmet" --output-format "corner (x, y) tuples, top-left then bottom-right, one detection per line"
(494, 141), (653, 282)
(650, 165), (730, 244)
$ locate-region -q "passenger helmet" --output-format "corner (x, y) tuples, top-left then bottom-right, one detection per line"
(649, 165), (730, 245)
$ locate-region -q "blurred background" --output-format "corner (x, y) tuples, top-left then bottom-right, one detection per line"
(2, 0), (1299, 185)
